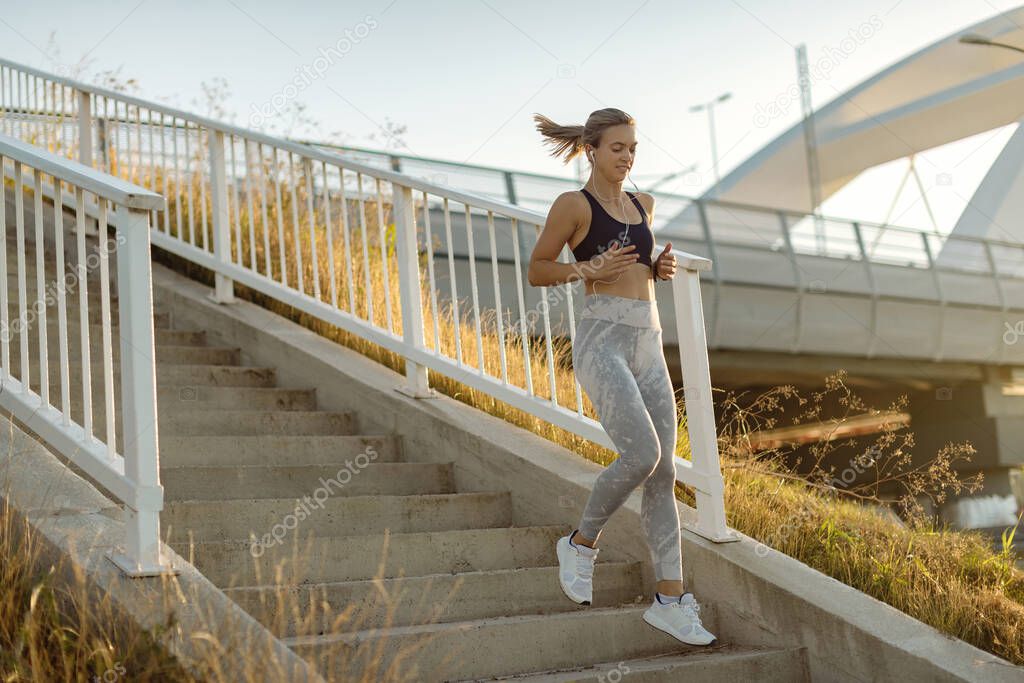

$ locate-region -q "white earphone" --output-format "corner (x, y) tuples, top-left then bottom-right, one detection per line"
(585, 145), (636, 295)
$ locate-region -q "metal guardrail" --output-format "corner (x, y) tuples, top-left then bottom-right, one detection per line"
(0, 131), (170, 575)
(0, 58), (738, 548)
(301, 140), (1024, 285)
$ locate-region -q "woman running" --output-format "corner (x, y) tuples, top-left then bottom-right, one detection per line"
(528, 108), (715, 646)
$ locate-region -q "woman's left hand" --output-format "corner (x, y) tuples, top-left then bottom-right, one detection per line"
(653, 242), (677, 281)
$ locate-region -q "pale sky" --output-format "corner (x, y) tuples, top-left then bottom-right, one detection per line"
(1, 0), (1018, 233)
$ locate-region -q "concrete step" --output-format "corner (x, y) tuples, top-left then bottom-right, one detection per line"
(0, 278), (165, 302)
(18, 381), (310, 413)
(2, 236), (102, 250)
(151, 345), (240, 365)
(6, 362), (274, 391)
(155, 385), (317, 411)
(3, 292), (132, 311)
(0, 282), (120, 303)
(162, 491), (514, 545)
(3, 272), (100, 290)
(3, 297), (168, 315)
(6, 345), (244, 367)
(157, 411), (360, 437)
(29, 387), (318, 442)
(283, 604), (725, 681)
(155, 364), (276, 387)
(1, 250), (95, 265)
(224, 560), (646, 637)
(174, 524), (583, 586)
(1, 286), (116, 306)
(27, 408), (353, 457)
(161, 462), (456, 501)
(498, 645), (809, 682)
(0, 321), (202, 346)
(1, 266), (84, 282)
(1, 305), (171, 327)
(140, 327), (210, 346)
(158, 434), (395, 466)
(14, 385), (320, 445)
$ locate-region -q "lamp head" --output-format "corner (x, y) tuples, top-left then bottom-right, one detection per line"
(959, 33), (989, 45)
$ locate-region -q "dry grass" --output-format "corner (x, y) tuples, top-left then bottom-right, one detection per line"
(0, 482), (190, 682)
(0, 481), (460, 682)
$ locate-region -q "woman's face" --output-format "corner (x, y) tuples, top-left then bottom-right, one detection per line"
(589, 124), (637, 181)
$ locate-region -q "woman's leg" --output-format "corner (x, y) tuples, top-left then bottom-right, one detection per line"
(572, 319), (663, 546)
(632, 326), (684, 588)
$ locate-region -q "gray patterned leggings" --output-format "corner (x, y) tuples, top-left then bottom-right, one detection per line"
(571, 293), (683, 582)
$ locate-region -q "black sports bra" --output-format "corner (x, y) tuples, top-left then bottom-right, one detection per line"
(571, 188), (654, 268)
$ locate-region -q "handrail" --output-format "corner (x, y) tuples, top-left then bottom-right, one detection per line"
(0, 60), (541, 219)
(0, 59), (714, 270)
(0, 131), (172, 576)
(303, 136), (1024, 317)
(3, 57), (1015, 278)
(0, 129), (163, 209)
(6, 58), (1022, 261)
(298, 137), (1024, 253)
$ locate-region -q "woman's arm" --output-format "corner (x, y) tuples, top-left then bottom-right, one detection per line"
(528, 192), (591, 287)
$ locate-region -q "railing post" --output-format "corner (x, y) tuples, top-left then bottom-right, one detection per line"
(920, 231), (946, 362)
(672, 266), (738, 543)
(76, 90), (92, 169)
(107, 206), (179, 576)
(852, 222), (879, 359)
(207, 129), (235, 304)
(503, 170), (517, 205)
(97, 118), (109, 173)
(393, 183), (437, 399)
(982, 240), (1009, 364)
(505, 171), (531, 268)
(72, 90), (100, 238)
(694, 200), (722, 349)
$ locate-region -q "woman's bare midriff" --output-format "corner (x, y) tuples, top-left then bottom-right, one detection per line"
(583, 263), (654, 299)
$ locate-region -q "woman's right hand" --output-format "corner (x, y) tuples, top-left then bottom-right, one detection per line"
(585, 241), (638, 281)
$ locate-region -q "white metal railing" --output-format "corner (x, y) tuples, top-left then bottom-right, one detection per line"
(293, 137), (1024, 367)
(300, 140), (1024, 277)
(0, 131), (172, 575)
(0, 57), (738, 544)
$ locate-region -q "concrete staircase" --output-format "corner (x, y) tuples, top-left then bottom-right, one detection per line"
(4, 209), (809, 681)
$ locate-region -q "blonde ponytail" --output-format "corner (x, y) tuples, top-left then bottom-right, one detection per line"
(532, 108), (635, 165)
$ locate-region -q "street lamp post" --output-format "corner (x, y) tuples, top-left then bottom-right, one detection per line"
(690, 92), (732, 197)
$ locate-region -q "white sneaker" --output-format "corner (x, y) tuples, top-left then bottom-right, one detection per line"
(642, 592), (717, 646)
(556, 529), (599, 605)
